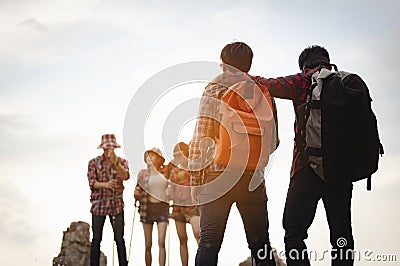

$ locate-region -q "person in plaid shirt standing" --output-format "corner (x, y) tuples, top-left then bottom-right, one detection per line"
(189, 42), (279, 266)
(134, 147), (169, 266)
(87, 134), (130, 266)
(167, 142), (200, 266)
(248, 45), (360, 265)
(255, 46), (355, 266)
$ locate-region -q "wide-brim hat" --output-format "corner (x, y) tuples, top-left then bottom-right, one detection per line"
(173, 142), (189, 158)
(144, 147), (165, 164)
(97, 134), (121, 149)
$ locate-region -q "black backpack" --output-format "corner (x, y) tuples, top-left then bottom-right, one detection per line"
(299, 66), (384, 190)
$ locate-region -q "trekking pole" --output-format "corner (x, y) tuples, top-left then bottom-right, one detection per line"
(167, 201), (173, 266)
(167, 222), (171, 266)
(127, 200), (138, 264)
(111, 162), (117, 266)
(111, 215), (115, 266)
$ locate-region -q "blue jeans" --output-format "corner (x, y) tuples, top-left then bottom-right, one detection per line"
(90, 212), (127, 266)
(283, 166), (354, 266)
(195, 168), (276, 266)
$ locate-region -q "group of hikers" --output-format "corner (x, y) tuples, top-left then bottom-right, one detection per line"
(87, 42), (383, 266)
(88, 136), (198, 266)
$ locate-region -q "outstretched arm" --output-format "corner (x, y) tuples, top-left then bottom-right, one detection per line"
(251, 72), (311, 101)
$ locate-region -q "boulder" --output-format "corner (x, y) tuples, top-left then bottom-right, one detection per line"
(53, 221), (106, 266)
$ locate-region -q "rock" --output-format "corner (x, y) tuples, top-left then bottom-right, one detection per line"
(53, 221), (107, 266)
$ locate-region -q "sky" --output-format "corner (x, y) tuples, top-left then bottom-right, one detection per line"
(0, 0), (399, 265)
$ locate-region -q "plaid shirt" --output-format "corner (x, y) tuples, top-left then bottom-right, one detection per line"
(136, 169), (150, 222)
(87, 155), (129, 216)
(188, 71), (311, 185)
(168, 162), (197, 213)
(136, 168), (169, 222)
(254, 73), (311, 178)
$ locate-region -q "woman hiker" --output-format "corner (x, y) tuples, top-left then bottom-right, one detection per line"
(134, 147), (169, 266)
(167, 142), (200, 266)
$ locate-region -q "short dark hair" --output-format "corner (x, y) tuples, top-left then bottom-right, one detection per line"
(298, 45), (330, 70)
(220, 42), (253, 73)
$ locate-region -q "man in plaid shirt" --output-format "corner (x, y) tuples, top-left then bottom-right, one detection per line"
(87, 134), (130, 266)
(189, 42), (282, 266)
(254, 46), (355, 266)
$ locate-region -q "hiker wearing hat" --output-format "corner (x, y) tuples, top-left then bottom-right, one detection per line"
(166, 142), (200, 266)
(87, 134), (130, 266)
(134, 147), (169, 266)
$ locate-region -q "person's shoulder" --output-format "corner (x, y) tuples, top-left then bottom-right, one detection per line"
(138, 168), (149, 177)
(88, 156), (101, 164)
(204, 82), (226, 98)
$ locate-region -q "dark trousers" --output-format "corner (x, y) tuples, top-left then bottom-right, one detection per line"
(90, 212), (127, 266)
(283, 166), (354, 266)
(195, 169), (276, 266)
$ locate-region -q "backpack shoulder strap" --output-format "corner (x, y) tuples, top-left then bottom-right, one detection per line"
(94, 156), (102, 179)
(92, 156), (104, 199)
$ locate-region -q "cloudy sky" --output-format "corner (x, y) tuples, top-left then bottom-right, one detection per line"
(0, 0), (399, 265)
